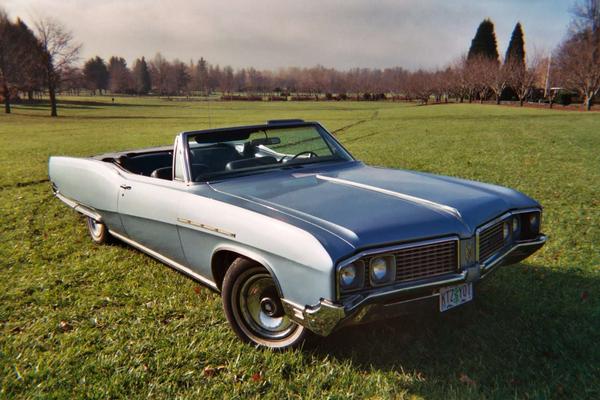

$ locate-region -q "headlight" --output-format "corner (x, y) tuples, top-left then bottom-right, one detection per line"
(529, 213), (539, 230)
(369, 255), (395, 285)
(520, 211), (541, 239)
(502, 221), (510, 240)
(338, 261), (364, 291)
(371, 257), (387, 281)
(340, 264), (356, 287)
(512, 217), (519, 233)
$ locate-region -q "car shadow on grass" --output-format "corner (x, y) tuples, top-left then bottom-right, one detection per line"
(309, 263), (600, 398)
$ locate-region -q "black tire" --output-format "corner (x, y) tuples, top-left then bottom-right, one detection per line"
(85, 217), (112, 244)
(222, 258), (310, 349)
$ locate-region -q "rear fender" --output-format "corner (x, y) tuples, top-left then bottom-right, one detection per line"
(48, 156), (123, 230)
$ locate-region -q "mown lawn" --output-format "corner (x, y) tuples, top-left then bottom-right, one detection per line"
(1, 98), (599, 399)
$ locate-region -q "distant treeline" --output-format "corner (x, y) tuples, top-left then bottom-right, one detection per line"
(1, 1), (600, 116)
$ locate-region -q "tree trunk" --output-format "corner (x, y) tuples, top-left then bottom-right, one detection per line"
(3, 83), (10, 114)
(584, 93), (592, 111)
(49, 81), (58, 117)
(519, 98), (524, 107)
(496, 95), (501, 105)
(28, 90), (34, 102)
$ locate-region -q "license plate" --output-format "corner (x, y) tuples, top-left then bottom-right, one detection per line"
(439, 283), (473, 312)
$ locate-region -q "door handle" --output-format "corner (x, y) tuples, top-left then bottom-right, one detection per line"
(120, 184), (132, 190)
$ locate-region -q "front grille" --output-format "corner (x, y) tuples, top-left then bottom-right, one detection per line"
(342, 239), (459, 296)
(394, 240), (458, 281)
(363, 240), (458, 288)
(478, 221), (505, 262)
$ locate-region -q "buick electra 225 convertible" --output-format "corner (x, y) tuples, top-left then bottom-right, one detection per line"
(49, 119), (546, 349)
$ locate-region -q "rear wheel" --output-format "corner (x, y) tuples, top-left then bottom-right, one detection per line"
(222, 258), (309, 349)
(86, 217), (112, 244)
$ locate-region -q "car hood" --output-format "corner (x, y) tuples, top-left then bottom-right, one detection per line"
(209, 161), (539, 253)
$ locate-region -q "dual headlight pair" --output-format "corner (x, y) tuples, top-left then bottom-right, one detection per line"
(502, 212), (540, 242)
(339, 255), (396, 292)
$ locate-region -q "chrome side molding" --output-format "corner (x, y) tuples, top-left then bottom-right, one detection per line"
(177, 218), (236, 238)
(54, 190), (103, 222)
(109, 230), (219, 291)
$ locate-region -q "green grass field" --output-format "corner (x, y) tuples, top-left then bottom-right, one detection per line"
(1, 98), (599, 399)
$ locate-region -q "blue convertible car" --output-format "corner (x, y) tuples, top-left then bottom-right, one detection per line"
(49, 120), (546, 348)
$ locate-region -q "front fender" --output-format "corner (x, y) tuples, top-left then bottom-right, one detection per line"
(175, 187), (335, 307)
(208, 240), (335, 308)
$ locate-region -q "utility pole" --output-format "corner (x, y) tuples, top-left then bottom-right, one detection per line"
(544, 54), (552, 98)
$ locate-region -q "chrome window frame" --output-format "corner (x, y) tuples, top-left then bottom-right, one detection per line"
(180, 122), (354, 184)
(475, 207), (542, 265)
(173, 133), (192, 183)
(335, 236), (461, 300)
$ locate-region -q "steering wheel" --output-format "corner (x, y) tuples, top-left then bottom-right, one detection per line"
(290, 151), (318, 160)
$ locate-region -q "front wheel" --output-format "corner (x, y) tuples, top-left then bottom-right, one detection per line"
(85, 217), (112, 244)
(222, 258), (310, 349)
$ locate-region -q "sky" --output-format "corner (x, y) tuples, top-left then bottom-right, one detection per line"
(4, 0), (573, 70)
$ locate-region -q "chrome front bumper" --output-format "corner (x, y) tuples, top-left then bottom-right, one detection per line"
(283, 235), (546, 336)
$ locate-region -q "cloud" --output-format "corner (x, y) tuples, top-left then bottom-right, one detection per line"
(3, 0), (570, 69)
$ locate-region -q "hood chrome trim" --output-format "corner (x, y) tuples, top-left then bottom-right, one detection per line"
(315, 175), (463, 221)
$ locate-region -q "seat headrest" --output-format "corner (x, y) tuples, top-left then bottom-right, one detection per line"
(150, 166), (172, 180)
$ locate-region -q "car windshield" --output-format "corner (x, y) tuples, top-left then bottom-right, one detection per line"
(186, 124), (353, 181)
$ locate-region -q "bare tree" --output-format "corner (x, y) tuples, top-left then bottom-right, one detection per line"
(449, 56), (471, 103)
(34, 17), (81, 117)
(553, 0), (600, 110)
(490, 61), (510, 105)
(221, 65), (234, 95)
(571, 0), (600, 33)
(149, 53), (170, 96)
(464, 57), (481, 103)
(467, 56), (495, 103)
(469, 56), (507, 104)
(554, 34), (600, 110)
(60, 66), (85, 95)
(507, 55), (539, 106)
(405, 69), (432, 104)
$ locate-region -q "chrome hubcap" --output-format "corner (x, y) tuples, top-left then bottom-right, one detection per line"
(238, 273), (294, 339)
(89, 219), (102, 237)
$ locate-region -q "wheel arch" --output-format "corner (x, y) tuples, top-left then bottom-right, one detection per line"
(211, 245), (284, 297)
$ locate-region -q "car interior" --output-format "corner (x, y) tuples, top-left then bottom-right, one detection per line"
(113, 151), (173, 178)
(110, 140), (281, 182)
(105, 124), (344, 182)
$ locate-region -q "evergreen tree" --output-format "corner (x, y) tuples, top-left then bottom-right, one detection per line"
(83, 56), (109, 94)
(14, 19), (45, 101)
(468, 19), (499, 61)
(133, 57), (151, 94)
(0, 12), (19, 113)
(194, 57), (208, 94)
(172, 60), (190, 95)
(108, 56), (131, 94)
(0, 13), (44, 112)
(505, 22), (526, 69)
